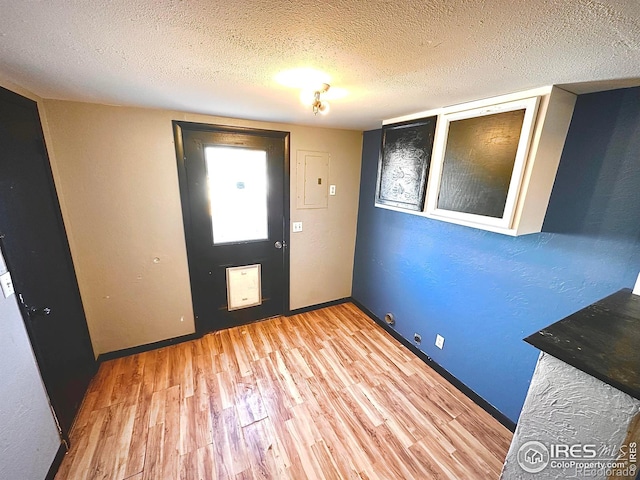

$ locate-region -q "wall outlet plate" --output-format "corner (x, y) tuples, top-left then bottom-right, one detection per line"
(435, 334), (445, 349)
(329, 185), (336, 196)
(0, 271), (15, 298)
(292, 222), (303, 233)
(633, 272), (640, 295)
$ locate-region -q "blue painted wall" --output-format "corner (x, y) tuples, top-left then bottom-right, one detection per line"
(352, 87), (640, 423)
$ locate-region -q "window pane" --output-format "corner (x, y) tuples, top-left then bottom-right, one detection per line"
(205, 146), (268, 244)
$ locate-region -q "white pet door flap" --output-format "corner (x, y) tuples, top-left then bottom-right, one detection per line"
(226, 264), (262, 311)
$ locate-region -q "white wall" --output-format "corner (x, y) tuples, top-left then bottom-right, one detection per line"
(0, 250), (61, 480)
(42, 100), (363, 355)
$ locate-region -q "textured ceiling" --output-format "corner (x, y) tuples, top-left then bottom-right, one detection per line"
(0, 0), (639, 130)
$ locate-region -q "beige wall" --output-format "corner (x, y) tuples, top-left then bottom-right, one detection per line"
(42, 100), (362, 355)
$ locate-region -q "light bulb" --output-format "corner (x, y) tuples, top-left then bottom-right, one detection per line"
(318, 101), (330, 115)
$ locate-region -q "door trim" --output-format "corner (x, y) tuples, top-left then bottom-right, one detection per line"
(172, 121), (290, 334)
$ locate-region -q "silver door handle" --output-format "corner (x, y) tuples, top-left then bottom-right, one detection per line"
(18, 294), (52, 317)
(274, 241), (287, 249)
(29, 306), (51, 316)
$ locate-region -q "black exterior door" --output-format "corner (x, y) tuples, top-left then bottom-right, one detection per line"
(0, 86), (96, 439)
(174, 122), (290, 333)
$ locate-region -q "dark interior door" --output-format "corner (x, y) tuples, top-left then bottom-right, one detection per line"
(0, 86), (96, 439)
(174, 122), (289, 332)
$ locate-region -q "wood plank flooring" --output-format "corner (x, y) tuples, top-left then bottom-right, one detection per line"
(55, 303), (512, 479)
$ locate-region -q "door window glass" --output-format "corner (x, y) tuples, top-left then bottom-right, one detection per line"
(205, 146), (269, 244)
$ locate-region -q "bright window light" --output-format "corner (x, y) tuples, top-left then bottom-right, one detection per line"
(205, 146), (269, 245)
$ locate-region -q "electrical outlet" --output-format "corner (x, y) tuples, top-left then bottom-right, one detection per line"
(329, 185), (336, 196)
(0, 271), (15, 298)
(413, 333), (422, 345)
(634, 272), (640, 295)
(292, 222), (303, 233)
(435, 334), (445, 349)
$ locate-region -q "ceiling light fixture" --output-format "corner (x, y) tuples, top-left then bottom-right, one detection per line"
(312, 83), (330, 115)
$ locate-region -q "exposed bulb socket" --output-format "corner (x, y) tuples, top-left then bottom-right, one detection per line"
(311, 83), (330, 115)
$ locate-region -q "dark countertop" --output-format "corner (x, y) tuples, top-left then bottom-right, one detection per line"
(524, 288), (640, 400)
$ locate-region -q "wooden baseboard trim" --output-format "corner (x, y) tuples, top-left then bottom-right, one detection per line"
(97, 332), (200, 363)
(287, 297), (350, 316)
(45, 442), (67, 480)
(350, 298), (517, 433)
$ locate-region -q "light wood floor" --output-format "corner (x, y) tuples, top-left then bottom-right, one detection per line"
(55, 303), (512, 479)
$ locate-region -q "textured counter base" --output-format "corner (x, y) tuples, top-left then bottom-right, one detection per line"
(501, 353), (640, 479)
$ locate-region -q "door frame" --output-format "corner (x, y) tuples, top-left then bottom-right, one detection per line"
(172, 121), (291, 334)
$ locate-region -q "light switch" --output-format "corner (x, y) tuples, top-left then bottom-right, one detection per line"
(1, 271), (15, 298)
(292, 222), (303, 233)
(329, 185), (336, 196)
